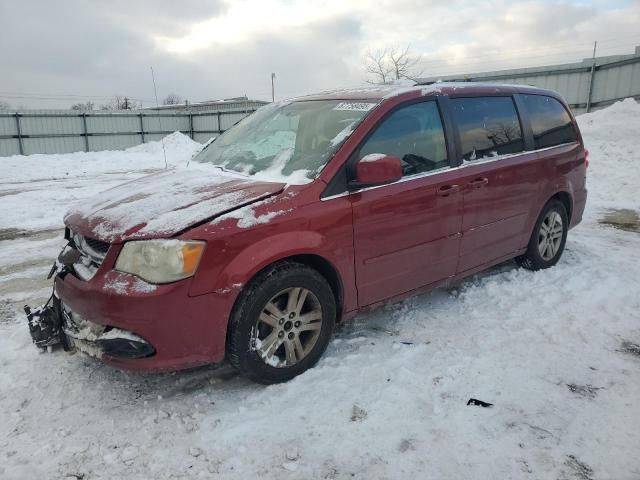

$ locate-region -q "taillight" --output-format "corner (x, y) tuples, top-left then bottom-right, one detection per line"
(584, 149), (589, 168)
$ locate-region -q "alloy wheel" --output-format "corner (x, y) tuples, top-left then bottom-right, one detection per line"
(538, 210), (564, 261)
(252, 287), (323, 368)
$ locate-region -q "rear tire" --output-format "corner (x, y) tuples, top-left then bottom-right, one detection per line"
(517, 199), (568, 271)
(227, 261), (336, 384)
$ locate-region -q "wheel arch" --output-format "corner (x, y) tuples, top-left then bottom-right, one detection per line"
(285, 254), (344, 317)
(224, 253), (345, 361)
(228, 251), (345, 325)
(550, 190), (573, 223)
(521, 189), (573, 251)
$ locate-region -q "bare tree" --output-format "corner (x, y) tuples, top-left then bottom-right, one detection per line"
(364, 45), (422, 84)
(71, 101), (95, 111)
(365, 48), (394, 84)
(388, 46), (421, 81)
(0, 100), (11, 111)
(100, 96), (141, 110)
(162, 93), (184, 105)
(487, 123), (521, 145)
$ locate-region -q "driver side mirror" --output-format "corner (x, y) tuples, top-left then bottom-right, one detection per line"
(349, 154), (402, 190)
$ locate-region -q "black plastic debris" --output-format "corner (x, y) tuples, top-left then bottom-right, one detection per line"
(467, 398), (493, 407)
(620, 340), (640, 358)
(58, 247), (81, 269)
(566, 383), (602, 400)
(24, 294), (70, 351)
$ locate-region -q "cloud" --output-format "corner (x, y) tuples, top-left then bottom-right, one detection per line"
(0, 0), (638, 108)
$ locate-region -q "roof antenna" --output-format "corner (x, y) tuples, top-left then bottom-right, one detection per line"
(150, 66), (168, 169)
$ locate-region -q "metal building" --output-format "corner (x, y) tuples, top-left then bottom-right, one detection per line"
(418, 46), (640, 114)
(143, 96), (269, 113)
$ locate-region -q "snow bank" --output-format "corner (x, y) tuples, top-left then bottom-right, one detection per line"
(576, 98), (640, 218)
(2, 132), (201, 184)
(126, 131), (203, 159)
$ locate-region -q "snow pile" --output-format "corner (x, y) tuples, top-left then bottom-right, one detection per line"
(576, 98), (640, 218)
(126, 131), (203, 159)
(2, 132), (201, 184)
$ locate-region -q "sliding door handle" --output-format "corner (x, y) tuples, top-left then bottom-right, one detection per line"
(467, 177), (489, 189)
(437, 184), (460, 197)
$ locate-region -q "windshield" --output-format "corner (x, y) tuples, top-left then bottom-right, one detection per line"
(192, 100), (378, 183)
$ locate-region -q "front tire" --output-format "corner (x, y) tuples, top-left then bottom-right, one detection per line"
(517, 199), (568, 271)
(227, 261), (336, 384)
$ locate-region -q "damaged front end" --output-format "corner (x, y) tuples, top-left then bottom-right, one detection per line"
(23, 235), (78, 353)
(24, 295), (71, 353)
(62, 305), (155, 359)
(24, 231), (155, 359)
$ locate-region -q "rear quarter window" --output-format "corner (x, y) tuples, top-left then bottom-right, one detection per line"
(451, 96), (524, 162)
(522, 95), (577, 149)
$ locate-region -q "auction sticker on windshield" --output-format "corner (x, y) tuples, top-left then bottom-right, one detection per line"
(333, 102), (377, 111)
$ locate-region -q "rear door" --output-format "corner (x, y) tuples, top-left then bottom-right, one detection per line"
(350, 100), (463, 307)
(450, 96), (540, 273)
(520, 94), (584, 225)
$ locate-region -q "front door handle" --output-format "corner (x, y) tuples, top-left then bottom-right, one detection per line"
(467, 177), (489, 189)
(437, 184), (460, 197)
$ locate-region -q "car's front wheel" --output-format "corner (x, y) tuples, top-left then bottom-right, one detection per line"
(517, 199), (568, 270)
(227, 261), (336, 384)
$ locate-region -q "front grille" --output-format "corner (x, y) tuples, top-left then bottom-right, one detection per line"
(84, 237), (110, 255)
(69, 231), (109, 281)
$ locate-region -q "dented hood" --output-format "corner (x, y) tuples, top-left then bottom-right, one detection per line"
(64, 168), (285, 243)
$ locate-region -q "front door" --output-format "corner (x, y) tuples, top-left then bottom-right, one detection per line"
(449, 96), (539, 273)
(350, 100), (463, 307)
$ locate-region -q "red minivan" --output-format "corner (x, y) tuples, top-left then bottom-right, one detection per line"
(36, 83), (587, 383)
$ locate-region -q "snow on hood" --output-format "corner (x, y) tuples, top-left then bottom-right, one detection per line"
(63, 168), (285, 242)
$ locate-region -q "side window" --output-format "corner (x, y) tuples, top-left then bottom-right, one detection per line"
(451, 96), (524, 162)
(359, 101), (448, 176)
(522, 94), (577, 149)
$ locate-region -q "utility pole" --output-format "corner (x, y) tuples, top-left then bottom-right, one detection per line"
(271, 73), (276, 102)
(585, 41), (598, 113)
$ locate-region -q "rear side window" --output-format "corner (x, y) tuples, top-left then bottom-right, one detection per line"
(522, 95), (577, 149)
(451, 96), (524, 161)
(359, 101), (448, 177)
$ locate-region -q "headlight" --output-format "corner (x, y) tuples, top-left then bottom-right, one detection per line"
(115, 239), (206, 284)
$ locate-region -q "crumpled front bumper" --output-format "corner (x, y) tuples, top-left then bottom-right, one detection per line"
(61, 304), (155, 359)
(54, 270), (232, 372)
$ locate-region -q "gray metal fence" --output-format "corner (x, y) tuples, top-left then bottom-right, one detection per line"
(418, 46), (640, 115)
(0, 108), (258, 157)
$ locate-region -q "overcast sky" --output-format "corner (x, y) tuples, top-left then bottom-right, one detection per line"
(1, 0), (639, 109)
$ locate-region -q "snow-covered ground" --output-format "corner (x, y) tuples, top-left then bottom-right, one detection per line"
(0, 132), (202, 233)
(1, 101), (640, 479)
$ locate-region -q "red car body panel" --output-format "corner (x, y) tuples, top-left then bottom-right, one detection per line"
(55, 269), (228, 370)
(457, 151), (540, 273)
(351, 167), (462, 307)
(55, 83), (587, 371)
